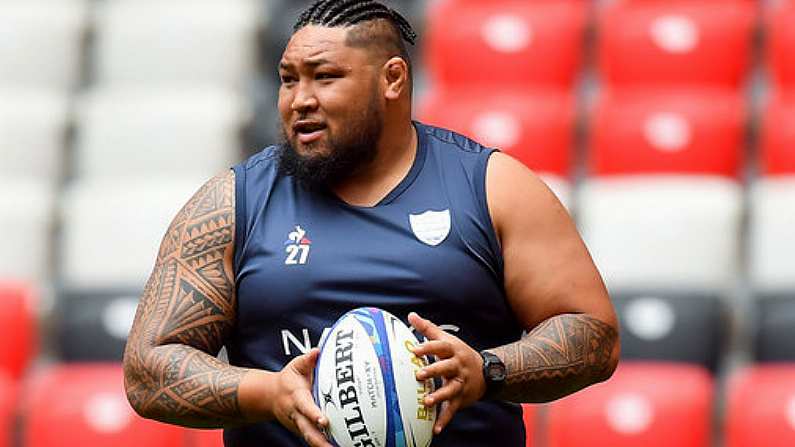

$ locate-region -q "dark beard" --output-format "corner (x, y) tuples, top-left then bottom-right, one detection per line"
(277, 98), (383, 191)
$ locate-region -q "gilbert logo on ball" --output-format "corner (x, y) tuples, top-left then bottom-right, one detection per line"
(313, 307), (436, 447)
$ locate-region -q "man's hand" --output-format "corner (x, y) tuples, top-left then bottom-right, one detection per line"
(271, 348), (332, 447)
(408, 312), (486, 435)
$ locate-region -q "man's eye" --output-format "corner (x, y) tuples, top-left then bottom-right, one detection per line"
(316, 73), (338, 80)
(280, 75), (296, 84)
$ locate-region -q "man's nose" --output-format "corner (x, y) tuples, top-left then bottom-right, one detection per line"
(291, 81), (319, 112)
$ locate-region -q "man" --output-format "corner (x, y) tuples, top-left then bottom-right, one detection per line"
(123, 1), (620, 446)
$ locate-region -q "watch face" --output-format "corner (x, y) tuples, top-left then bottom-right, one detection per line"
(487, 360), (506, 381)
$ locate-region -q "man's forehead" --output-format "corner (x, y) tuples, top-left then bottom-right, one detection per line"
(282, 26), (354, 62)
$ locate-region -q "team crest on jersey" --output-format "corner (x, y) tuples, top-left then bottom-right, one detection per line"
(409, 209), (451, 246)
(284, 225), (312, 265)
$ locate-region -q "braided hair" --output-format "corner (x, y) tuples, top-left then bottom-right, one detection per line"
(294, 0), (417, 46)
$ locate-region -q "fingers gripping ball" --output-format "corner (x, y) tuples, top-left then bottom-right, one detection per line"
(313, 307), (436, 447)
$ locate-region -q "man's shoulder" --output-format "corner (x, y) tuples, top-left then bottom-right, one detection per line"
(416, 121), (496, 157)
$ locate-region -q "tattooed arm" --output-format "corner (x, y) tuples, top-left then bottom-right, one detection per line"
(122, 170), (249, 427)
(410, 153), (618, 433)
(488, 313), (617, 403)
(123, 171), (330, 445)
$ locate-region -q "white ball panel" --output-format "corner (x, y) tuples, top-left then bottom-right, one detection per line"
(385, 312), (436, 447)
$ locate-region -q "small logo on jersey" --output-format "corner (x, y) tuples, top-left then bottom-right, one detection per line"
(284, 225), (312, 265)
(409, 209), (451, 246)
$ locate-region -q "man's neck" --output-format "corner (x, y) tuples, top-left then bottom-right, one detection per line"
(331, 120), (418, 207)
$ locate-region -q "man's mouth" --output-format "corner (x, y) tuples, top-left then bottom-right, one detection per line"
(293, 121), (327, 144)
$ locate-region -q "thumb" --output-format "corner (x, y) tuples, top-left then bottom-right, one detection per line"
(290, 348), (320, 376)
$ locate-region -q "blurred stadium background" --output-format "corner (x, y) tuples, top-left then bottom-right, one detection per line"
(1, 0), (795, 445)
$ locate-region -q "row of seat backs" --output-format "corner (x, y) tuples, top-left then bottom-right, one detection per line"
(547, 362), (795, 447)
(9, 86), (795, 191)
(10, 0), (795, 93)
(1, 85), (248, 189)
(2, 362), (794, 447)
(5, 175), (794, 292)
(0, 283), (786, 374)
(71, 292), (795, 369)
(420, 89), (754, 179)
(0, 0), (263, 91)
(426, 0), (795, 90)
(0, 363), (223, 447)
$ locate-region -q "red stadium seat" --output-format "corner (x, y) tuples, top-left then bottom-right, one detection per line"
(589, 89), (745, 177)
(187, 428), (224, 447)
(418, 88), (575, 177)
(547, 363), (713, 447)
(522, 404), (536, 447)
(0, 282), (36, 380)
(0, 373), (17, 447)
(425, 0), (587, 88)
(768, 2), (795, 90)
(761, 95), (795, 175)
(726, 365), (795, 447)
(598, 1), (755, 88)
(23, 363), (186, 447)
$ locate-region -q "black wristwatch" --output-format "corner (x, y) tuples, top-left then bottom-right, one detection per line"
(479, 350), (506, 400)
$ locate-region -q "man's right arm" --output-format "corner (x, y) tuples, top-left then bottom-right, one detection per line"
(122, 170), (330, 446)
(123, 170), (259, 428)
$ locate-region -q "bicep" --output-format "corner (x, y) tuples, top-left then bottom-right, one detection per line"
(128, 170), (237, 356)
(486, 153), (616, 330)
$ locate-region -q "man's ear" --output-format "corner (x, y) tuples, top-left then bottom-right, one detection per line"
(383, 56), (410, 100)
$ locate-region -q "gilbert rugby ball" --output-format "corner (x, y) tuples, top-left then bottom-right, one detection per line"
(313, 307), (436, 447)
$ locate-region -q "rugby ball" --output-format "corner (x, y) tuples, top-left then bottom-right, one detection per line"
(313, 307), (436, 447)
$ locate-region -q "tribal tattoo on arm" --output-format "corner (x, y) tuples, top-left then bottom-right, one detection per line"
(490, 314), (618, 403)
(123, 170), (249, 428)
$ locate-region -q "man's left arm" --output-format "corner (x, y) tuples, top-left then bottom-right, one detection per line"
(410, 152), (619, 433)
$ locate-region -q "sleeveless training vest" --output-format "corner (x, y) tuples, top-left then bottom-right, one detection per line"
(226, 121), (525, 446)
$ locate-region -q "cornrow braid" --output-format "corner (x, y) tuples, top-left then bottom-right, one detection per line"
(294, 0), (417, 45)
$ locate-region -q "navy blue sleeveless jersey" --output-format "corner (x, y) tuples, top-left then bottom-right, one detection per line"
(226, 122), (525, 446)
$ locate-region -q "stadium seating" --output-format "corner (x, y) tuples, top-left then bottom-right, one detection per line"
(0, 2), (86, 91)
(0, 283), (36, 381)
(749, 178), (795, 292)
(419, 88), (575, 177)
(418, 87), (575, 207)
(522, 404), (536, 447)
(0, 182), (53, 282)
(547, 363), (713, 447)
(74, 86), (245, 180)
(611, 292), (726, 371)
(425, 0), (587, 88)
(767, 1), (795, 90)
(760, 95), (795, 175)
(54, 289), (141, 362)
(589, 89), (745, 177)
(578, 176), (743, 292)
(94, 0), (261, 88)
(0, 372), (16, 447)
(752, 294), (795, 362)
(750, 177), (795, 363)
(187, 429), (225, 447)
(725, 365), (795, 447)
(598, 1), (755, 88)
(0, 88), (67, 186)
(22, 363), (186, 447)
(60, 179), (203, 288)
